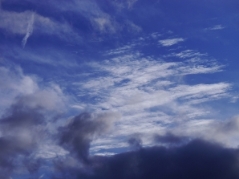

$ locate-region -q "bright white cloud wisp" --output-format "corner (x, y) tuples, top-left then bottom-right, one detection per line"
(22, 12), (35, 48)
(159, 38), (185, 47)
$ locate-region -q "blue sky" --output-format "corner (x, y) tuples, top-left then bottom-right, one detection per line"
(1, 0), (239, 178)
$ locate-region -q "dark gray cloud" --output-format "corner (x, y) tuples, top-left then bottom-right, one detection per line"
(154, 132), (190, 145)
(0, 93), (117, 178)
(49, 139), (239, 179)
(219, 117), (239, 133)
(58, 112), (115, 164)
(128, 135), (142, 149)
(0, 98), (47, 177)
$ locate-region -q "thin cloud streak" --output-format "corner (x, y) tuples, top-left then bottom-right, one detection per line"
(159, 38), (185, 46)
(22, 12), (35, 48)
(205, 24), (225, 31)
(0, 8), (81, 44)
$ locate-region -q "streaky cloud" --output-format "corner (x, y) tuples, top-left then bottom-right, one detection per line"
(159, 38), (184, 47)
(22, 12), (35, 48)
(205, 25), (225, 31)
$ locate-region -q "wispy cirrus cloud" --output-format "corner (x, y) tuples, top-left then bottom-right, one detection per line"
(167, 49), (207, 59)
(159, 38), (185, 47)
(70, 44), (235, 154)
(22, 12), (35, 48)
(1, 0), (141, 37)
(0, 8), (81, 44)
(205, 24), (225, 31)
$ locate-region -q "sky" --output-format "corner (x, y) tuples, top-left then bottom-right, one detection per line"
(1, 0), (239, 178)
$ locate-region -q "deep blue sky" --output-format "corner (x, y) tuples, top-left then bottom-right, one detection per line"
(1, 0), (239, 178)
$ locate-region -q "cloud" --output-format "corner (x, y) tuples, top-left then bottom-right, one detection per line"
(0, 8), (80, 43)
(72, 45), (236, 153)
(0, 0), (141, 38)
(58, 112), (119, 164)
(22, 12), (35, 48)
(0, 99), (47, 177)
(0, 66), (69, 177)
(154, 133), (190, 145)
(93, 17), (116, 33)
(159, 38), (185, 46)
(70, 0), (140, 34)
(0, 39), (238, 178)
(200, 116), (239, 147)
(52, 139), (239, 179)
(128, 135), (142, 149)
(89, 139), (239, 179)
(127, 0), (138, 8)
(205, 25), (225, 31)
(167, 50), (207, 59)
(1, 1), (238, 178)
(111, 0), (139, 10)
(0, 66), (66, 116)
(0, 66), (38, 115)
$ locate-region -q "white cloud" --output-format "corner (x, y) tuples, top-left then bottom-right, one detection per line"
(40, 0), (140, 34)
(22, 12), (35, 48)
(39, 0), (118, 34)
(205, 24), (225, 31)
(159, 38), (185, 47)
(0, 9), (80, 42)
(127, 0), (138, 8)
(151, 32), (162, 39)
(0, 0), (141, 37)
(171, 115), (239, 148)
(0, 66), (67, 115)
(93, 17), (116, 33)
(111, 0), (139, 10)
(168, 50), (206, 59)
(73, 47), (236, 153)
(0, 65), (71, 159)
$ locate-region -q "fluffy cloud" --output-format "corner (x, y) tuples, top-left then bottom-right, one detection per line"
(0, 66), (66, 115)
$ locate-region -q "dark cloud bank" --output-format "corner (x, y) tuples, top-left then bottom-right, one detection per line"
(54, 140), (239, 179)
(1, 103), (239, 179)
